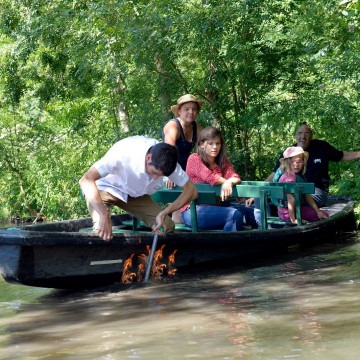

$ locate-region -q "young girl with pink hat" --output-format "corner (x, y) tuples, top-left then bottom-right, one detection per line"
(275, 146), (328, 224)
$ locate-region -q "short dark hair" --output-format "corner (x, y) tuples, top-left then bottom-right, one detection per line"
(148, 143), (178, 176)
(298, 122), (313, 135)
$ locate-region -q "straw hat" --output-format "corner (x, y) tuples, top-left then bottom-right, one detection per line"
(170, 94), (203, 116)
(280, 146), (309, 162)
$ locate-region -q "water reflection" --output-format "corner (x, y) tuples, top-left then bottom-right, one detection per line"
(0, 234), (359, 359)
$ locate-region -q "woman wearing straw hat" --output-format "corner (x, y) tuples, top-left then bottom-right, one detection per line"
(162, 94), (203, 223)
(275, 146), (328, 224)
(162, 94), (203, 172)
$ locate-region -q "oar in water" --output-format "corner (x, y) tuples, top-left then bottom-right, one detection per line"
(143, 232), (159, 283)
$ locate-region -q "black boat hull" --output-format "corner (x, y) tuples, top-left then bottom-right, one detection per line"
(0, 199), (357, 289)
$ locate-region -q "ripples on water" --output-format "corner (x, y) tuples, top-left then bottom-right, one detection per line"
(0, 233), (360, 359)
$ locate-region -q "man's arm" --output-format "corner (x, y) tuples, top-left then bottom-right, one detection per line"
(79, 167), (113, 241)
(154, 180), (198, 232)
(342, 151), (360, 161)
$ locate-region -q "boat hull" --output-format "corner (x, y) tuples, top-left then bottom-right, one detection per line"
(0, 199), (357, 289)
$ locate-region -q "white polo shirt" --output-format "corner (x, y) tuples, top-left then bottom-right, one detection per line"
(93, 136), (189, 202)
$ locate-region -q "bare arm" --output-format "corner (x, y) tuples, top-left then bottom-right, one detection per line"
(79, 167), (113, 241)
(154, 180), (198, 232)
(215, 176), (241, 186)
(265, 172), (275, 181)
(305, 194), (328, 220)
(342, 151), (360, 161)
(163, 121), (179, 146)
(215, 176), (241, 201)
(163, 121), (180, 188)
(286, 194), (297, 224)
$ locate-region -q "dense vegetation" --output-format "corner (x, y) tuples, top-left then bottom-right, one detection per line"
(0, 0), (359, 222)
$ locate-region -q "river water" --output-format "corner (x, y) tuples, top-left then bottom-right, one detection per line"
(0, 231), (360, 359)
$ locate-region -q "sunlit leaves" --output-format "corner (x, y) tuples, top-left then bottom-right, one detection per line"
(0, 0), (359, 219)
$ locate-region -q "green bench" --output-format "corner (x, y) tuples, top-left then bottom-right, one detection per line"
(122, 187), (217, 232)
(240, 181), (315, 227)
(125, 183), (285, 232)
(195, 183), (285, 230)
(151, 186), (217, 232)
(82, 178), (315, 231)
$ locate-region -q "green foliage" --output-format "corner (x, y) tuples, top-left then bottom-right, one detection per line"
(0, 0), (359, 222)
(0, 203), (10, 223)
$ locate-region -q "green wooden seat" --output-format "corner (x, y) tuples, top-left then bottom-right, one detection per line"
(121, 218), (150, 230)
(125, 181), (314, 233)
(151, 187), (217, 205)
(151, 185), (217, 233)
(150, 183), (285, 231)
(240, 181), (315, 226)
(190, 183), (285, 230)
(121, 219), (192, 232)
(234, 184), (285, 230)
(118, 187), (217, 233)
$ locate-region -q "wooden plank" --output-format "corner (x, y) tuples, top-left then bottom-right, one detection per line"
(151, 187), (216, 204)
(240, 181), (315, 195)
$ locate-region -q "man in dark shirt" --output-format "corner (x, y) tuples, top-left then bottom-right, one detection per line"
(267, 122), (360, 207)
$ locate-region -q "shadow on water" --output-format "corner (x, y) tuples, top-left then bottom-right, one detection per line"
(1, 232), (360, 359)
(10, 233), (358, 315)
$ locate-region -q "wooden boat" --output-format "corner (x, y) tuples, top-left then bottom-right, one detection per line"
(0, 184), (357, 290)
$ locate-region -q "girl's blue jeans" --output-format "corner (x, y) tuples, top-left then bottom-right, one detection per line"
(181, 205), (244, 231)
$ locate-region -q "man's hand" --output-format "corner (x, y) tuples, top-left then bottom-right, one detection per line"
(97, 212), (113, 241)
(154, 211), (167, 235)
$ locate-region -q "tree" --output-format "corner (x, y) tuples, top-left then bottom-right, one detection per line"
(0, 0), (359, 220)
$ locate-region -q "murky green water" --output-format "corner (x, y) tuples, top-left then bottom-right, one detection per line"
(0, 232), (359, 359)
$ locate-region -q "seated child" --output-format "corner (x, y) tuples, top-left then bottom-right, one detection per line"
(275, 146), (328, 224)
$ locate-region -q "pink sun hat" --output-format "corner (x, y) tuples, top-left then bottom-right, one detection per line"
(280, 146), (309, 161)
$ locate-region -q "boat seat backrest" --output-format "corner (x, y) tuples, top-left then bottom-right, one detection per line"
(240, 181), (315, 226)
(240, 181), (315, 195)
(192, 183), (286, 230)
(148, 181), (315, 232)
(151, 184), (285, 231)
(151, 186), (217, 232)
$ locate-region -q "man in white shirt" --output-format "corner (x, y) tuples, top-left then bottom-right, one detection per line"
(79, 136), (198, 241)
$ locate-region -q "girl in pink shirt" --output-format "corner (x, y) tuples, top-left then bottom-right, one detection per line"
(181, 126), (245, 231)
(277, 146), (328, 224)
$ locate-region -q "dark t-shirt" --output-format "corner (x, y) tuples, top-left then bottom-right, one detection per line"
(162, 118), (197, 170)
(273, 139), (343, 192)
